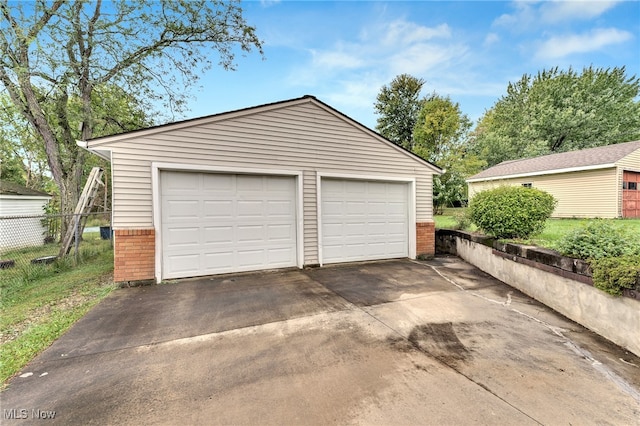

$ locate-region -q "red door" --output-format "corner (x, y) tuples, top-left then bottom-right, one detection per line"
(622, 171), (640, 218)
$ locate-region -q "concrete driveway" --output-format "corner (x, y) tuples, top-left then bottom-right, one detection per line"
(2, 258), (639, 425)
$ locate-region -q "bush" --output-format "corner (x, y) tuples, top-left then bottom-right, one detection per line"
(468, 186), (556, 238)
(555, 220), (640, 260)
(452, 209), (472, 230)
(590, 255), (640, 296)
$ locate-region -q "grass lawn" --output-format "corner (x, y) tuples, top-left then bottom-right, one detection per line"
(435, 208), (640, 250)
(0, 234), (115, 387)
(517, 218), (640, 249)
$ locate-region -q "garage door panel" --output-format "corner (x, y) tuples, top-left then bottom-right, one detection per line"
(386, 221), (407, 234)
(345, 223), (366, 236)
(237, 249), (266, 267)
(166, 254), (200, 274)
(161, 172), (297, 279)
(166, 172), (199, 191)
(203, 200), (234, 218)
(368, 222), (387, 236)
(236, 225), (264, 243)
(321, 179), (408, 264)
(267, 200), (293, 216)
(388, 202), (406, 214)
(367, 182), (387, 194)
(237, 200), (265, 217)
(267, 224), (294, 241)
(165, 200), (199, 220)
(165, 227), (200, 248)
(267, 176), (296, 191)
(345, 181), (366, 193)
(323, 223), (344, 238)
(237, 175), (265, 191)
(267, 247), (296, 264)
(203, 226), (234, 244)
(367, 242), (387, 256)
(203, 252), (234, 272)
(202, 173), (233, 190)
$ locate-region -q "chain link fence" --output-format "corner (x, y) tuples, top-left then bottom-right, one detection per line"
(0, 212), (112, 270)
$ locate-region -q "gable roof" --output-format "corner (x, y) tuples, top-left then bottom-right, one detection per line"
(468, 140), (640, 182)
(83, 95), (442, 174)
(0, 180), (51, 197)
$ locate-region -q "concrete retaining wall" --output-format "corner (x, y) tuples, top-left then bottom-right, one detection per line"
(436, 230), (640, 357)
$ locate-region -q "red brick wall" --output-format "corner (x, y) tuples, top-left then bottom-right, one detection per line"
(114, 229), (155, 283)
(416, 222), (435, 257)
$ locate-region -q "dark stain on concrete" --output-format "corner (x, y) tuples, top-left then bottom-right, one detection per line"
(406, 322), (470, 366)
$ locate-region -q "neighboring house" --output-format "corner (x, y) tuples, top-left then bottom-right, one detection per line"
(467, 140), (640, 219)
(80, 96), (443, 284)
(0, 180), (52, 251)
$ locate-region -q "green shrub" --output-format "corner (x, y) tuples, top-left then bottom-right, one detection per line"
(555, 220), (640, 260)
(452, 209), (472, 231)
(468, 186), (556, 238)
(590, 255), (640, 296)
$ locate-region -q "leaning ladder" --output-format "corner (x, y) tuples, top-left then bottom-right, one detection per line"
(59, 167), (105, 257)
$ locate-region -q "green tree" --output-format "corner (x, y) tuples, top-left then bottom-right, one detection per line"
(413, 94), (471, 162)
(0, 0), (263, 217)
(0, 95), (50, 189)
(413, 94), (483, 212)
(374, 74), (425, 150)
(474, 66), (640, 167)
(1, 85), (153, 207)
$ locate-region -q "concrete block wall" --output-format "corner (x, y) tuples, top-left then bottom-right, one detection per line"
(114, 229), (155, 284)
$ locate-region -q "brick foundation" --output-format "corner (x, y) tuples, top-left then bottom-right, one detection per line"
(114, 229), (155, 283)
(416, 222), (435, 257)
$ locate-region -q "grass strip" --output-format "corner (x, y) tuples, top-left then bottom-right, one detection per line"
(1, 237), (114, 388)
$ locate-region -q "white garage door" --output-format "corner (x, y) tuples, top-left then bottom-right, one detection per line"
(321, 178), (409, 264)
(161, 171), (297, 279)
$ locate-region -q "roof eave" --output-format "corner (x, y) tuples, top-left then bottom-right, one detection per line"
(77, 140), (111, 161)
(466, 163), (617, 183)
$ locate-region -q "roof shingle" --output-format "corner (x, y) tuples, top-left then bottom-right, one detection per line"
(468, 140), (640, 181)
(0, 180), (51, 197)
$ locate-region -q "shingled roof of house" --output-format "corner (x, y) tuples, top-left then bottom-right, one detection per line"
(0, 180), (51, 197)
(468, 140), (640, 182)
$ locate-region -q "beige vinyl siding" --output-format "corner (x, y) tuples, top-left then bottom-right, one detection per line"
(303, 170), (317, 263)
(468, 168), (618, 218)
(94, 100), (436, 264)
(616, 148), (640, 170)
(0, 196), (51, 216)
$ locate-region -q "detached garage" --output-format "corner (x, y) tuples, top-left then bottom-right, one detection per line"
(81, 96), (442, 284)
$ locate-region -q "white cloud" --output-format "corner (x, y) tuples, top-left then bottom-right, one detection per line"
(310, 49), (365, 70)
(287, 18), (464, 102)
(493, 1), (538, 30)
(540, 1), (620, 23)
(260, 0), (281, 7)
(389, 43), (466, 76)
(484, 33), (500, 47)
(494, 0), (621, 29)
(380, 20), (451, 46)
(535, 27), (633, 59)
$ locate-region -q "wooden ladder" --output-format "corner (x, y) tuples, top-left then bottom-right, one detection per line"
(59, 167), (105, 257)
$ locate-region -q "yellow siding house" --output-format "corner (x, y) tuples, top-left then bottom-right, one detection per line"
(467, 141), (640, 219)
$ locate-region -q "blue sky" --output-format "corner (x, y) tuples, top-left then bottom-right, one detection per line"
(185, 0), (640, 129)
